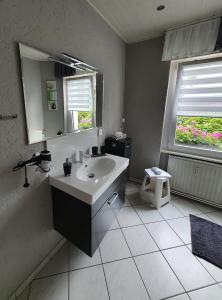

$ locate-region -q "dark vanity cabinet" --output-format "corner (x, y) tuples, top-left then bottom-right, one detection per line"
(52, 171), (127, 257)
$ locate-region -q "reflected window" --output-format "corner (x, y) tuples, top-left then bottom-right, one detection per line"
(64, 74), (96, 131)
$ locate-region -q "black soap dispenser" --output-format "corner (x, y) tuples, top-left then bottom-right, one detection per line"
(63, 158), (72, 176)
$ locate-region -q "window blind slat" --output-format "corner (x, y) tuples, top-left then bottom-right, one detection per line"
(181, 78), (222, 85)
(176, 60), (222, 117)
(182, 67), (222, 77)
(66, 77), (93, 112)
(179, 88), (222, 94)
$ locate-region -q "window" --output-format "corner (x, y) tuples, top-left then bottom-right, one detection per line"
(161, 54), (222, 161)
(64, 74), (95, 131)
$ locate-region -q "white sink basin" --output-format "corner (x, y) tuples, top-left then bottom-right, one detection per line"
(77, 157), (116, 181)
(49, 154), (129, 204)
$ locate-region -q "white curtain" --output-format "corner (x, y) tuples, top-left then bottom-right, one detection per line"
(162, 18), (220, 61)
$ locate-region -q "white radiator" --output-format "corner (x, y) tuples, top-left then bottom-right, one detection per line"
(167, 155), (222, 207)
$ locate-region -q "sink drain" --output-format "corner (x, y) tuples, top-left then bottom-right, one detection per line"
(88, 173), (95, 178)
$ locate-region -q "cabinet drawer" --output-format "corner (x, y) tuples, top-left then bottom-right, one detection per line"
(92, 170), (127, 217)
(92, 181), (125, 253)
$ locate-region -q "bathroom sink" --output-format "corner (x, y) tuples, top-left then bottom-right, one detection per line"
(77, 157), (116, 181)
(49, 154), (129, 204)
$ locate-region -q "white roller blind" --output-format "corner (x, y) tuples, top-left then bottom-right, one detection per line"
(67, 77), (93, 111)
(176, 60), (222, 117)
(162, 18), (220, 61)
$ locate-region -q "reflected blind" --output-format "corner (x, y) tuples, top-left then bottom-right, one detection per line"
(67, 77), (93, 112)
(176, 60), (222, 117)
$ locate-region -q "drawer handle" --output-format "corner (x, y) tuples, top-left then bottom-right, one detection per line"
(107, 192), (119, 205)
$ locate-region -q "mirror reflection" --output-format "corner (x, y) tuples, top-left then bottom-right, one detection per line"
(19, 43), (103, 144)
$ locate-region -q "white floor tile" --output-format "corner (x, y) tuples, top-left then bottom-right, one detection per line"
(123, 196), (132, 207)
(16, 286), (30, 300)
(135, 252), (184, 300)
(109, 218), (120, 230)
(115, 206), (142, 227)
(195, 214), (212, 221)
(163, 246), (215, 291)
(126, 182), (140, 195)
(29, 273), (68, 300)
(104, 258), (149, 300)
(69, 265), (109, 300)
(167, 217), (191, 244)
(146, 221), (184, 250)
(69, 244), (101, 270)
(187, 244), (222, 282)
(127, 192), (148, 206)
(206, 211), (222, 225)
(135, 205), (163, 223)
(122, 225), (158, 256)
(36, 243), (68, 278)
(171, 198), (202, 217)
(188, 284), (222, 300)
(158, 203), (183, 220)
(99, 229), (131, 263)
(167, 294), (190, 300)
(197, 258), (222, 283)
(192, 201), (219, 214)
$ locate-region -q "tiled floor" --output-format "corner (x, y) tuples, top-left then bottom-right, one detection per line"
(18, 182), (222, 300)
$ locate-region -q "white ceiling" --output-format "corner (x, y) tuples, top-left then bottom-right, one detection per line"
(87, 0), (222, 43)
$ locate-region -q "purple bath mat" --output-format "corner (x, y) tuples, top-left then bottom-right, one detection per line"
(190, 214), (222, 268)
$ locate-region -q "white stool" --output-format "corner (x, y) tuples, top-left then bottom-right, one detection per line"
(140, 168), (171, 209)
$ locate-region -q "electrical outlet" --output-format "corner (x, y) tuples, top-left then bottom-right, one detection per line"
(98, 127), (103, 136)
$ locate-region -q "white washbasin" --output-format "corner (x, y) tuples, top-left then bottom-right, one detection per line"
(49, 154), (129, 204)
(77, 157), (116, 181)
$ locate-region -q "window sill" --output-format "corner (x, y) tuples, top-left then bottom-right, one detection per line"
(161, 148), (222, 164)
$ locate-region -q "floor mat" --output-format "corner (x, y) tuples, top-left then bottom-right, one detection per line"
(190, 214), (222, 268)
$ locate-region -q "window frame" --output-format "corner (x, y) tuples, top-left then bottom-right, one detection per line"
(63, 73), (96, 133)
(161, 52), (222, 162)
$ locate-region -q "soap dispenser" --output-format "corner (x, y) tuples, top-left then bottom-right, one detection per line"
(63, 158), (72, 176)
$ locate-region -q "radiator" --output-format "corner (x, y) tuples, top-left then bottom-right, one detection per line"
(167, 155), (222, 207)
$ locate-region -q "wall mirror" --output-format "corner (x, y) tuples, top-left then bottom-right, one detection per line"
(19, 43), (103, 144)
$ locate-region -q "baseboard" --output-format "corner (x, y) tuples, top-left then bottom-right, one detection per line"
(9, 238), (66, 300)
(129, 176), (142, 184)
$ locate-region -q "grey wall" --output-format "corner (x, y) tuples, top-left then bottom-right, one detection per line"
(0, 1), (125, 299)
(124, 37), (170, 180)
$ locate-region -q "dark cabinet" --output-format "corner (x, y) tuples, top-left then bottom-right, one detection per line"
(52, 170), (127, 257)
(105, 137), (132, 179)
(105, 137), (132, 158)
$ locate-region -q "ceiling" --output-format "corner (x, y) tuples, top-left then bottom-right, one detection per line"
(87, 0), (222, 43)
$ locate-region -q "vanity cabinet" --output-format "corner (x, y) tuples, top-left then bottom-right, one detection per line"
(52, 170), (127, 257)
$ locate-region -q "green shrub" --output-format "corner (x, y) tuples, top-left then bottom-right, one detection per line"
(176, 116), (222, 150)
(78, 111), (93, 129)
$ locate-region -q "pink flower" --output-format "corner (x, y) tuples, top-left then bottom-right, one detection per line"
(178, 126), (189, 132)
(201, 132), (207, 138)
(211, 132), (222, 139)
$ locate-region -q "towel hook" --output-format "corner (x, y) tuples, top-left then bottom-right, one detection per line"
(0, 114), (17, 120)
